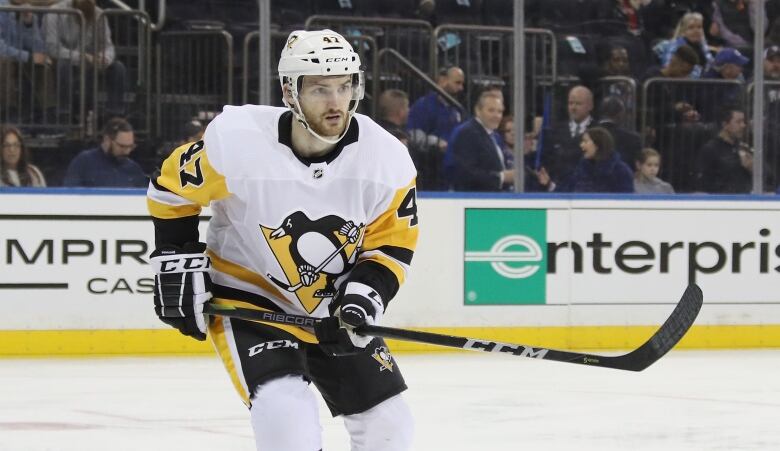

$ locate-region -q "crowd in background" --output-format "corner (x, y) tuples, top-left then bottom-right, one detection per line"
(2, 0), (780, 194)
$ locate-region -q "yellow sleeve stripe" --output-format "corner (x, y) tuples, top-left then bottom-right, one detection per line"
(154, 140), (231, 207)
(147, 197), (201, 219)
(361, 179), (418, 253)
(208, 251), (292, 306)
(361, 252), (406, 286)
(210, 298), (318, 344)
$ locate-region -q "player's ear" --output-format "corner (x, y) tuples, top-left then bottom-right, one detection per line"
(282, 82), (294, 104)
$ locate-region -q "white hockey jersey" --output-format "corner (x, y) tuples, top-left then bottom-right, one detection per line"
(147, 105), (418, 336)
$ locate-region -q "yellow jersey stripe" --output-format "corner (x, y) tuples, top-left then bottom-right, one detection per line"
(208, 316), (251, 405)
(208, 251), (292, 304)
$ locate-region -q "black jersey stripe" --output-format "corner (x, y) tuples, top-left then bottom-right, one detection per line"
(374, 245), (414, 265)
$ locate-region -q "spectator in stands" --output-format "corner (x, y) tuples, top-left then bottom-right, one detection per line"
(537, 126), (634, 193)
(643, 44), (700, 80)
(45, 0), (127, 118)
(0, 0), (54, 118)
(602, 44), (632, 77)
(702, 47), (749, 119)
(634, 147), (674, 193)
(181, 118), (205, 145)
(407, 65), (464, 189)
(449, 91), (513, 192)
(376, 89), (410, 146)
(642, 45), (702, 138)
(0, 125), (46, 187)
(63, 117), (146, 187)
(703, 47), (749, 81)
(595, 0), (645, 36)
(709, 0), (767, 47)
(597, 96), (641, 167)
(764, 45), (780, 81)
(498, 114), (516, 172)
(695, 106), (752, 193)
(407, 65), (464, 153)
(540, 85), (595, 188)
(654, 12), (713, 78)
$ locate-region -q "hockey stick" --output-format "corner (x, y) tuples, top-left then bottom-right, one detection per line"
(203, 284), (702, 372)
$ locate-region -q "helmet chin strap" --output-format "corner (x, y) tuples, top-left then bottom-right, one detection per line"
(289, 96), (353, 145)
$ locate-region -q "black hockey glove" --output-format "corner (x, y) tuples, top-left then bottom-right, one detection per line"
(314, 282), (383, 356)
(149, 242), (212, 341)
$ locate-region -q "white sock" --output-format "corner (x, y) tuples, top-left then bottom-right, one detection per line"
(250, 375), (322, 451)
(343, 394), (414, 451)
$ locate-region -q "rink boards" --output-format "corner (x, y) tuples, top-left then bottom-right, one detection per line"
(1, 189), (779, 355)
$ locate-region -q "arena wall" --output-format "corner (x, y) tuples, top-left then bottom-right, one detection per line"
(1, 190), (778, 355)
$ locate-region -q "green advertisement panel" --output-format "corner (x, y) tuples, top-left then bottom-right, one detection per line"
(464, 208), (547, 305)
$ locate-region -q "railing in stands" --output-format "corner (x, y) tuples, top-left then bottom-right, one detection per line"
(155, 29), (233, 141)
(0, 6), (86, 143)
(93, 9), (152, 138)
(432, 25), (556, 116)
(641, 78), (747, 193)
(304, 15), (434, 78)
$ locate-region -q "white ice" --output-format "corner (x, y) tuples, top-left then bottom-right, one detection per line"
(0, 351), (777, 450)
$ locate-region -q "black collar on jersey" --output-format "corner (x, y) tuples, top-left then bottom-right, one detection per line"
(277, 111), (359, 166)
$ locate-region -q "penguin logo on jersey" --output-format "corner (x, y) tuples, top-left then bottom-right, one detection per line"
(260, 211), (364, 313)
(371, 346), (394, 372)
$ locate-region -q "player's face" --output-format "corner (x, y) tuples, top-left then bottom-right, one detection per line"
(2, 132), (22, 167)
(108, 131), (136, 159)
(638, 156), (660, 179)
(298, 75), (353, 138)
(580, 133), (597, 159)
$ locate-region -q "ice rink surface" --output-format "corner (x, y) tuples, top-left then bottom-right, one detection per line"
(0, 350), (777, 451)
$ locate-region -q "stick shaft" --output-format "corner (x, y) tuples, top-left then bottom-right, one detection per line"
(203, 284), (702, 372)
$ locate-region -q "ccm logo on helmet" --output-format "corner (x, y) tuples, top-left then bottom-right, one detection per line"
(325, 57), (350, 62)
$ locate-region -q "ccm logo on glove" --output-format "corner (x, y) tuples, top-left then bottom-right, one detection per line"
(155, 255), (211, 273)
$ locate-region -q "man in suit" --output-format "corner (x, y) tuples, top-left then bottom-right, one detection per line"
(541, 85), (594, 187)
(596, 95), (641, 167)
(449, 91), (513, 191)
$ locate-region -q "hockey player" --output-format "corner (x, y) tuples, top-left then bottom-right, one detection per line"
(146, 29), (418, 450)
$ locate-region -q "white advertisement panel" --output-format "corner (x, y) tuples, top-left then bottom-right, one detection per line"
(1, 192), (779, 330)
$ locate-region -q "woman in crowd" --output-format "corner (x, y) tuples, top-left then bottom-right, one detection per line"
(0, 125), (46, 187)
(654, 12), (714, 78)
(538, 126), (633, 193)
(634, 147), (674, 194)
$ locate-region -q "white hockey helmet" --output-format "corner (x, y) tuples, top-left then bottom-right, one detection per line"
(278, 29), (365, 144)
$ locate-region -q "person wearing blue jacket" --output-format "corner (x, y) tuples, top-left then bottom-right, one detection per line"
(537, 126), (634, 193)
(0, 0), (54, 116)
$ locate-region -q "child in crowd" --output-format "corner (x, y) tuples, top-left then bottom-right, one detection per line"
(634, 148), (674, 194)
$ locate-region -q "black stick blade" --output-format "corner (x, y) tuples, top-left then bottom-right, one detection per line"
(602, 283), (703, 371)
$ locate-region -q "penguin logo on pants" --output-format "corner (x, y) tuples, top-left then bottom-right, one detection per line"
(260, 211), (364, 313)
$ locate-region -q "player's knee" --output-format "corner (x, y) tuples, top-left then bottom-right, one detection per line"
(250, 375), (321, 451)
(343, 394), (414, 451)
